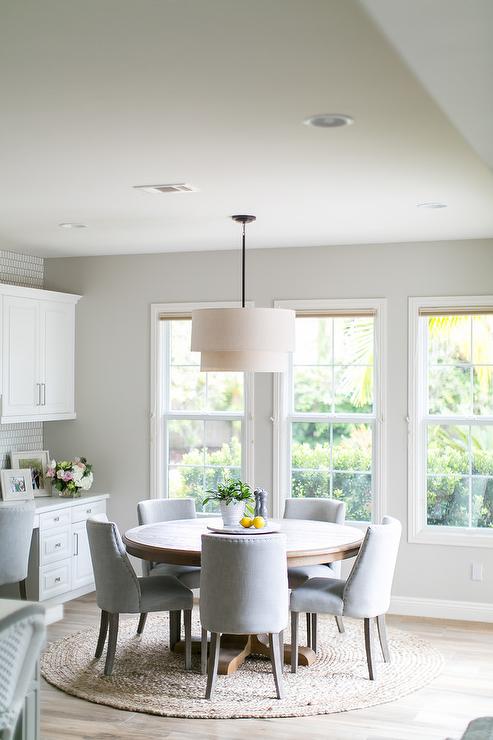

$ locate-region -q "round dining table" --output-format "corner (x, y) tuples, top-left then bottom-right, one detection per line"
(124, 517), (363, 675)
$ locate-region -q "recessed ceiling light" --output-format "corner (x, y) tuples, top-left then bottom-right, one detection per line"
(133, 183), (199, 194)
(416, 202), (448, 209)
(303, 113), (354, 128)
(59, 222), (87, 229)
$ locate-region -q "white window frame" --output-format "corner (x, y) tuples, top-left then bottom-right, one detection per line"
(408, 295), (493, 548)
(273, 298), (387, 524)
(150, 301), (254, 502)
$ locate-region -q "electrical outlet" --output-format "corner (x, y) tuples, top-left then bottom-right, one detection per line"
(471, 562), (483, 582)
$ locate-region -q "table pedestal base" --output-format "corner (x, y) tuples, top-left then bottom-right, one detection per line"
(174, 633), (316, 675)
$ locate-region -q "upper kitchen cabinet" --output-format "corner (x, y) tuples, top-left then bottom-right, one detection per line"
(0, 284), (81, 423)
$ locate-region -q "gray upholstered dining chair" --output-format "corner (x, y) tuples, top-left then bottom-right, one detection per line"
(136, 497), (201, 589)
(86, 514), (194, 676)
(290, 516), (401, 680)
(0, 503), (35, 600)
(0, 602), (45, 740)
(200, 533), (289, 700)
(284, 497), (346, 637)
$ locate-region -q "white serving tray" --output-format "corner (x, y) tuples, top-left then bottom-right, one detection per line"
(206, 523), (281, 535)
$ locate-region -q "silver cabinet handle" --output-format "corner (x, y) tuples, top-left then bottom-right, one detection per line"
(53, 516), (60, 522)
(35, 383), (41, 406)
(86, 508), (92, 514)
(54, 577), (61, 583)
(54, 542), (61, 548)
(74, 532), (79, 556)
(41, 383), (46, 406)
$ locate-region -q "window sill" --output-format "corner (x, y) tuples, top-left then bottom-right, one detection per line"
(409, 524), (493, 548)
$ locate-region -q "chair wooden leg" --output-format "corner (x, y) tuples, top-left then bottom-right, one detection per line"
(376, 614), (390, 662)
(201, 627), (208, 675)
(95, 610), (109, 658)
(205, 632), (221, 700)
(291, 611), (299, 673)
(137, 613), (147, 635)
(183, 609), (192, 670)
(335, 615), (345, 634)
(169, 610), (181, 650)
(364, 617), (376, 681)
(269, 632), (285, 699)
(104, 613), (119, 676)
(278, 629), (284, 667)
(311, 613), (317, 653)
(18, 579), (27, 600)
(306, 612), (312, 647)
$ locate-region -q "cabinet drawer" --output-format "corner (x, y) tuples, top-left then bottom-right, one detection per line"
(40, 525), (72, 565)
(39, 508), (71, 531)
(71, 499), (106, 523)
(39, 559), (71, 600)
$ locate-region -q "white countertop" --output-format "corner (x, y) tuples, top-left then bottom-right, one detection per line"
(0, 492), (109, 513)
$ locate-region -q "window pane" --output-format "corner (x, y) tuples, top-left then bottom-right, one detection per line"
(472, 316), (493, 364)
(204, 420), (241, 465)
(428, 316), (471, 364)
(168, 420), (203, 464)
(428, 366), (471, 415)
(170, 366), (205, 410)
(333, 424), (372, 472)
(471, 426), (493, 475)
(472, 477), (493, 528)
(427, 475), (469, 526)
(170, 320), (198, 366)
(294, 317), (332, 365)
(333, 365), (373, 413)
(291, 423), (330, 469)
(473, 368), (493, 416)
(168, 465), (203, 500)
(207, 372), (244, 412)
(293, 367), (331, 413)
(333, 472), (371, 522)
(427, 425), (469, 475)
(333, 317), (374, 366)
(292, 470), (330, 498)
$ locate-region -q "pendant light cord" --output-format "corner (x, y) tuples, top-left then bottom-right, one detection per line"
(242, 220), (246, 308)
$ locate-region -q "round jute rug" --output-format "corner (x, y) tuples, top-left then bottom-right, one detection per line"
(41, 611), (443, 719)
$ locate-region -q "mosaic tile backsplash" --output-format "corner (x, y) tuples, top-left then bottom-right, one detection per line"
(0, 250), (44, 468)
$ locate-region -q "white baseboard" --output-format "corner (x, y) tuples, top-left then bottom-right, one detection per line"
(390, 595), (493, 623)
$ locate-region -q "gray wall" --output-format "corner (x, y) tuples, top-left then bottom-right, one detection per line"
(44, 239), (493, 604)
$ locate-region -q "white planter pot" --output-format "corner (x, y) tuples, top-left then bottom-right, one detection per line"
(219, 500), (245, 527)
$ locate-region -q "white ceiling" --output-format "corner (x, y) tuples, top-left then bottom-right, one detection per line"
(0, 0), (492, 257)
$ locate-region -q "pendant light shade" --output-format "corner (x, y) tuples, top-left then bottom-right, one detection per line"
(191, 215), (296, 372)
(191, 306), (295, 372)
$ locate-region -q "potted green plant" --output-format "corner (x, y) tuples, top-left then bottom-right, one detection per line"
(203, 478), (253, 526)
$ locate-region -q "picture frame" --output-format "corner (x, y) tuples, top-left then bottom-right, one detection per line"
(10, 450), (51, 497)
(0, 468), (34, 502)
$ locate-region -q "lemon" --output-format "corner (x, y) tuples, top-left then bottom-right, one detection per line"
(252, 516), (266, 529)
(240, 516), (253, 528)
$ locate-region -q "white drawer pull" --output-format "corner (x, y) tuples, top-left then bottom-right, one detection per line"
(54, 577), (61, 583)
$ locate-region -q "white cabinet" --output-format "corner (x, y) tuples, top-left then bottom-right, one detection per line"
(71, 520), (94, 590)
(0, 284), (81, 423)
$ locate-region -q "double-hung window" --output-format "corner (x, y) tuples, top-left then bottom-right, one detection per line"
(274, 299), (387, 522)
(151, 303), (253, 512)
(409, 296), (493, 546)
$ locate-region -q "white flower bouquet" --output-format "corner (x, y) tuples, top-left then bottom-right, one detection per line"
(46, 457), (93, 497)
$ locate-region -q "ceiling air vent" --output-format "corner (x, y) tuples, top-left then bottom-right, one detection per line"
(133, 183), (199, 194)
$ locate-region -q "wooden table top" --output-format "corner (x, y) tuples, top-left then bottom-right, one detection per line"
(123, 518), (364, 567)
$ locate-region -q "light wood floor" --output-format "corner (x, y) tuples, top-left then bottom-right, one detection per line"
(41, 593), (493, 740)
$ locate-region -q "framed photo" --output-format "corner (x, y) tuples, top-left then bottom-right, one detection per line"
(10, 450), (51, 497)
(0, 468), (34, 501)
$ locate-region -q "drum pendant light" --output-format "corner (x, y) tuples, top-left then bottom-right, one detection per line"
(191, 215), (295, 372)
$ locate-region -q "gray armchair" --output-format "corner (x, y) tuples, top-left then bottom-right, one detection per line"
(284, 497), (346, 637)
(0, 503), (35, 600)
(137, 497), (201, 590)
(0, 602), (45, 740)
(290, 516), (401, 680)
(86, 514), (193, 676)
(200, 533), (289, 700)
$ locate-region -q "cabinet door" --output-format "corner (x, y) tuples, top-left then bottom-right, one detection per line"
(40, 301), (75, 415)
(71, 521), (94, 590)
(1, 296), (41, 418)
